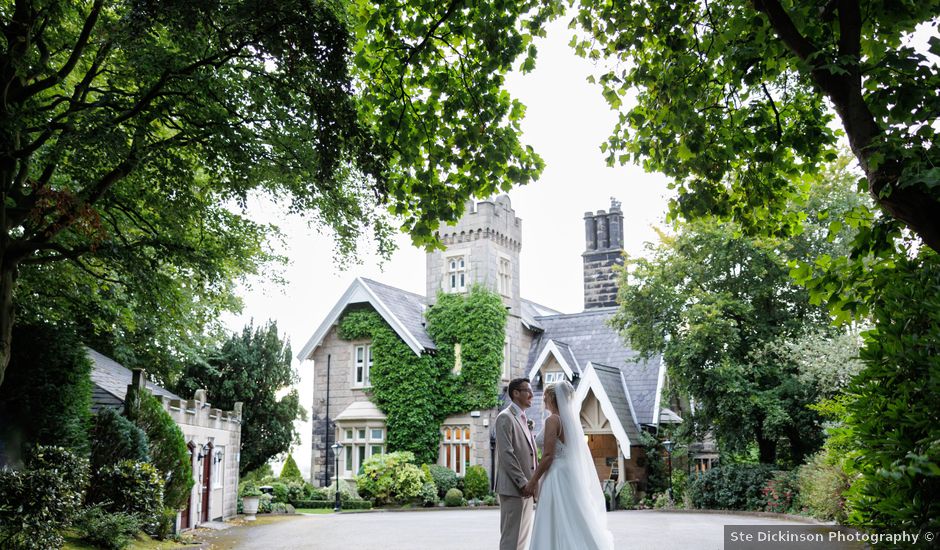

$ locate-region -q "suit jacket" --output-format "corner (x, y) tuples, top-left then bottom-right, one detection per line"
(494, 404), (538, 497)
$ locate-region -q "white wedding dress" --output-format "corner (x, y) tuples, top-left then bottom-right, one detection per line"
(529, 382), (615, 550)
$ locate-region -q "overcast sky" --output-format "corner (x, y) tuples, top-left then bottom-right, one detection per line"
(222, 17), (674, 478)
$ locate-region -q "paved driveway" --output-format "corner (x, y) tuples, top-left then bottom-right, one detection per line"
(199, 509), (838, 550)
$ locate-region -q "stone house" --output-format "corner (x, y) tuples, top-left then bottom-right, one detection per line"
(88, 348), (242, 529)
(298, 196), (683, 493)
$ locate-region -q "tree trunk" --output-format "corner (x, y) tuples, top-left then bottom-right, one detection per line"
(0, 259), (17, 388)
(757, 437), (777, 464)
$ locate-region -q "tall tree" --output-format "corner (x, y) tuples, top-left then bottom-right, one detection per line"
(613, 220), (830, 463)
(174, 321), (301, 476)
(0, 0), (549, 386)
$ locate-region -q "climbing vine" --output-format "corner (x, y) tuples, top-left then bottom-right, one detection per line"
(337, 286), (506, 464)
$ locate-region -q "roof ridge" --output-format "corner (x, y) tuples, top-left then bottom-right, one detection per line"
(534, 307), (617, 320)
(359, 277), (426, 302)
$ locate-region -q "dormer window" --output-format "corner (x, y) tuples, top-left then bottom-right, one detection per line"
(447, 255), (467, 293)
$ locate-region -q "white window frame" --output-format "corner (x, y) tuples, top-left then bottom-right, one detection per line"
(212, 446), (224, 489)
(497, 254), (512, 296)
(544, 371), (565, 384)
(444, 252), (469, 293)
(338, 423), (385, 477)
(353, 344), (373, 388)
(440, 425), (472, 475)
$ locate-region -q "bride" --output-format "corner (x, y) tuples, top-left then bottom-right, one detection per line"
(525, 381), (615, 550)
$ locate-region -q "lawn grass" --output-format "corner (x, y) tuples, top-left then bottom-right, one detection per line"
(294, 508), (335, 514)
(63, 531), (198, 549)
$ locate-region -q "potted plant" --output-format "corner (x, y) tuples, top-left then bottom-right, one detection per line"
(240, 481), (263, 520)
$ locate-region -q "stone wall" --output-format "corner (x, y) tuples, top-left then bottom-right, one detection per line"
(160, 389), (242, 525)
(583, 199), (625, 309)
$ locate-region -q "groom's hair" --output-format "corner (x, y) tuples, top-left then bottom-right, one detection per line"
(508, 377), (530, 399)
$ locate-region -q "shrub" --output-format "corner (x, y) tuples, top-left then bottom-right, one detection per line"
(688, 464), (775, 511)
(463, 465), (489, 500)
(90, 407), (150, 474)
(444, 488), (464, 507)
(270, 502), (295, 514)
(241, 464), (274, 485)
(75, 505), (142, 550)
(305, 484), (327, 500)
(482, 494), (497, 506)
(271, 481), (290, 503)
(258, 493), (274, 513)
(131, 391), (194, 511)
(89, 460), (165, 534)
(763, 470), (800, 514)
(0, 446), (89, 550)
(280, 454), (304, 482)
(652, 492), (674, 509)
(617, 482), (635, 510)
(428, 464), (458, 497)
(797, 451), (850, 522)
(152, 507), (178, 541)
(239, 480), (263, 497)
(356, 451), (424, 505)
(323, 478), (358, 502)
(419, 481), (440, 507)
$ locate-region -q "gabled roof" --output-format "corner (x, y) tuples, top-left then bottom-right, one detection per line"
(296, 278), (435, 360)
(520, 299), (562, 331)
(87, 348), (181, 412)
(525, 308), (663, 425)
(526, 339), (581, 380)
(574, 362), (640, 458)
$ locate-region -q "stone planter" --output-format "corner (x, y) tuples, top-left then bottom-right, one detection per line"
(242, 496), (260, 520)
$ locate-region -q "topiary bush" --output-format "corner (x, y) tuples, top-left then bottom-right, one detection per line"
(88, 460), (165, 534)
(131, 391), (194, 511)
(356, 451), (424, 505)
(90, 407), (150, 474)
(280, 454), (304, 482)
(444, 487), (464, 507)
(463, 465), (490, 500)
(0, 446), (89, 550)
(74, 505), (142, 550)
(428, 464), (458, 498)
(419, 481), (440, 507)
(688, 464), (775, 511)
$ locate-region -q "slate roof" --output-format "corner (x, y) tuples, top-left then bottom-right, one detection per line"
(360, 278), (436, 350)
(551, 341), (580, 374)
(87, 348), (181, 413)
(593, 363), (641, 441)
(520, 299), (562, 331)
(525, 307), (663, 426)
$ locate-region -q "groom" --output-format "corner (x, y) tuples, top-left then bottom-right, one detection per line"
(495, 377), (538, 550)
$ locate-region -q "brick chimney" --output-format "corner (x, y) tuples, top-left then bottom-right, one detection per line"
(582, 198), (624, 309)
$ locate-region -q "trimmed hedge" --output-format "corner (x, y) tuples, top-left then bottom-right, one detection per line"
(292, 499), (372, 510)
(688, 464), (775, 511)
(131, 391), (193, 510)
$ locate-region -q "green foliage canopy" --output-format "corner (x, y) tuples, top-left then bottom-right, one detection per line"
(567, 0), (940, 254)
(175, 321), (302, 476)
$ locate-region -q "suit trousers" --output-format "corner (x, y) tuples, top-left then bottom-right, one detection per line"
(499, 494), (534, 550)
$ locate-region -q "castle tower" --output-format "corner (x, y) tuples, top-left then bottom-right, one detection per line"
(582, 198), (624, 309)
(426, 195), (527, 385)
(426, 195), (521, 313)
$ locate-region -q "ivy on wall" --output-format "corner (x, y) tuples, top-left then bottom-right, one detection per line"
(337, 286), (506, 464)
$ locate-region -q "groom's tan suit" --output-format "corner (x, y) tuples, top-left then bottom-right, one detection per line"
(495, 402), (538, 550)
